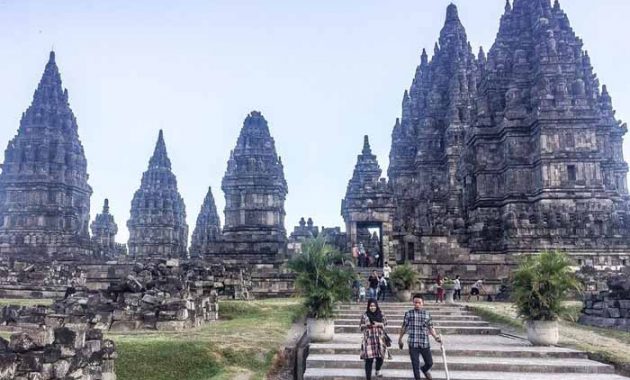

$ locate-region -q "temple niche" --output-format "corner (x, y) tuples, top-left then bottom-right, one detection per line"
(90, 199), (126, 258)
(127, 130), (189, 259)
(385, 1), (630, 270)
(0, 51), (92, 259)
(341, 136), (395, 265)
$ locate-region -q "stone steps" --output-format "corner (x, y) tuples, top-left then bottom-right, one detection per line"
(303, 368), (630, 380)
(303, 302), (630, 380)
(334, 319), (491, 327)
(306, 354), (614, 373)
(309, 342), (587, 358)
(334, 324), (501, 335)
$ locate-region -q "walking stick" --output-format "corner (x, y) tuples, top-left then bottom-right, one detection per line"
(440, 338), (450, 380)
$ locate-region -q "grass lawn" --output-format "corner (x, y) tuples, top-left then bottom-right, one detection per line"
(109, 298), (305, 380)
(468, 301), (630, 375)
(0, 298), (53, 307)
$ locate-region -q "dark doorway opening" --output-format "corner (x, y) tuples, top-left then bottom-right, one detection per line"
(356, 221), (383, 267)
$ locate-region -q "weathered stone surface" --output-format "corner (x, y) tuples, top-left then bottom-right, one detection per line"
(383, 1), (630, 273)
(127, 130), (188, 258)
(0, 51), (92, 259)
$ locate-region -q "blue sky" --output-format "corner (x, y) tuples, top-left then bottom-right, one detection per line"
(0, 0), (629, 242)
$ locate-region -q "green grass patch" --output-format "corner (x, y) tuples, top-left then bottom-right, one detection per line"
(0, 298), (53, 307)
(109, 298), (305, 380)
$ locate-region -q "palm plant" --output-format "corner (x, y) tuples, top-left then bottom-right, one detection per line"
(288, 236), (354, 319)
(390, 263), (418, 291)
(512, 250), (582, 321)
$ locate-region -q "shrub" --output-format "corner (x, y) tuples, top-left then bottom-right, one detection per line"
(288, 237), (354, 319)
(389, 263), (418, 291)
(512, 250), (582, 321)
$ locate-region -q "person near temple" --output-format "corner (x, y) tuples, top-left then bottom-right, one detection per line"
(368, 270), (379, 300)
(398, 294), (442, 380)
(352, 244), (360, 266)
(435, 273), (445, 303)
(466, 278), (487, 302)
(360, 299), (389, 379)
(453, 275), (462, 301)
(378, 273), (388, 301)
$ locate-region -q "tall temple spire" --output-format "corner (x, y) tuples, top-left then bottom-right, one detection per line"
(149, 129), (172, 170)
(127, 130), (188, 258)
(219, 111), (288, 257)
(0, 51), (92, 258)
(362, 135), (372, 155)
(91, 198), (125, 257)
(190, 186), (222, 256)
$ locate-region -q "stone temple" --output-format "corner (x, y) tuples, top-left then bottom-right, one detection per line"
(127, 130), (188, 259)
(90, 199), (126, 257)
(197, 111), (288, 260)
(189, 186), (221, 257)
(0, 51), (92, 259)
(380, 0), (630, 278)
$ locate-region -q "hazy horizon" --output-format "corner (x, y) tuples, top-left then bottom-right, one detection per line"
(1, 0), (629, 243)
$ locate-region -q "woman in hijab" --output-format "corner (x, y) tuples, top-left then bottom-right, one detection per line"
(360, 299), (388, 379)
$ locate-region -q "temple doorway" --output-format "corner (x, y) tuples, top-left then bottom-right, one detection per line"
(356, 221), (383, 268)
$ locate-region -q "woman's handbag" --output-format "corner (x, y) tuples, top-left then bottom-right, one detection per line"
(383, 332), (392, 347)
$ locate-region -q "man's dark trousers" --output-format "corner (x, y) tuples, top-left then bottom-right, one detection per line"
(409, 346), (433, 379)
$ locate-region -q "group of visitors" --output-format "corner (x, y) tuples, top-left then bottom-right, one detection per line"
(352, 243), (383, 268)
(433, 274), (487, 303)
(353, 264), (391, 302)
(360, 295), (441, 379)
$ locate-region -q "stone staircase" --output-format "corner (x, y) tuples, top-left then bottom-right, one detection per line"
(303, 302), (630, 380)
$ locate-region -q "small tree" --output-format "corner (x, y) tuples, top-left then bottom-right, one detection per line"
(288, 237), (354, 319)
(390, 263), (418, 291)
(512, 250), (582, 321)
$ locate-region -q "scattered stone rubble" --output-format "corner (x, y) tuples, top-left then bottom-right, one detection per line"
(0, 319), (117, 380)
(580, 267), (630, 331)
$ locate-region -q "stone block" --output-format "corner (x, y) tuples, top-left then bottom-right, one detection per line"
(17, 351), (43, 372)
(0, 353), (17, 379)
(607, 308), (622, 318)
(9, 333), (39, 353)
(109, 321), (142, 332)
(53, 359), (70, 378)
(155, 321), (187, 331)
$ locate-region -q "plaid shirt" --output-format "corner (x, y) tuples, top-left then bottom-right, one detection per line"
(402, 309), (434, 348)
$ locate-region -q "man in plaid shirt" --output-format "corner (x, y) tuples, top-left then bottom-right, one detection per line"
(397, 294), (442, 380)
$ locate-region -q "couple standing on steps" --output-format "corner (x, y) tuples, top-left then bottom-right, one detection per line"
(360, 295), (442, 380)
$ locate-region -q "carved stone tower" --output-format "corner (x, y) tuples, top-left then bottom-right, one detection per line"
(220, 111), (288, 256)
(342, 136), (395, 264)
(127, 130), (188, 258)
(0, 51), (92, 259)
(91, 199), (126, 257)
(190, 186), (221, 257)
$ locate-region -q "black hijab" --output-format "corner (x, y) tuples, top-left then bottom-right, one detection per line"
(365, 299), (383, 323)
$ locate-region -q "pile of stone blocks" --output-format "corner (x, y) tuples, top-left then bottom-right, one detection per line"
(0, 322), (116, 379)
(579, 267), (630, 331)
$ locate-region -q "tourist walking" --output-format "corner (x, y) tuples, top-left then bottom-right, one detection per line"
(352, 277), (362, 303)
(466, 278), (487, 302)
(383, 263), (391, 293)
(453, 275), (462, 301)
(378, 274), (387, 301)
(360, 299), (388, 379)
(352, 244), (359, 266)
(435, 274), (444, 303)
(368, 270), (379, 300)
(398, 294), (442, 380)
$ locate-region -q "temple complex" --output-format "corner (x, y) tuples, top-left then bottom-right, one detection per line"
(341, 136), (395, 264)
(213, 111), (288, 258)
(289, 217), (319, 242)
(90, 199), (126, 258)
(0, 51), (92, 259)
(190, 186), (221, 257)
(384, 0), (630, 273)
(127, 130), (189, 259)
